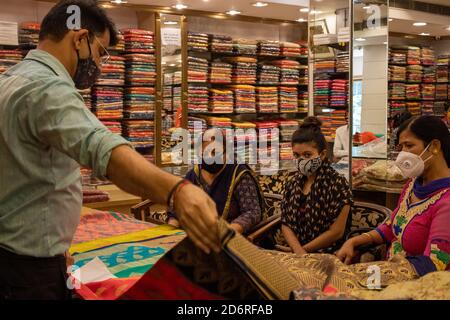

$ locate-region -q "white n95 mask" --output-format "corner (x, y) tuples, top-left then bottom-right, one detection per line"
(395, 143), (433, 179)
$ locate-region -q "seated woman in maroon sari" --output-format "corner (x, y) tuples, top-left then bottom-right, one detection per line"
(167, 129), (264, 235)
(337, 115), (450, 275)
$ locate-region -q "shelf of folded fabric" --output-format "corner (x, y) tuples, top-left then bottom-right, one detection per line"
(312, 42), (350, 51)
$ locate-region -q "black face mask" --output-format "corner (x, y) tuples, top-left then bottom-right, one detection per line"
(73, 38), (101, 90)
(202, 163), (225, 174)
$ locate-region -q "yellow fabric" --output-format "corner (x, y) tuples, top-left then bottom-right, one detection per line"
(70, 225), (184, 255)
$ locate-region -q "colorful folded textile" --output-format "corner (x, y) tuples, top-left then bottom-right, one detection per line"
(279, 86), (298, 113)
(229, 85), (256, 113)
(271, 60), (300, 85)
(206, 116), (232, 130)
(209, 62), (232, 84)
(336, 52), (349, 73)
(406, 65), (423, 83)
(124, 87), (155, 119)
(389, 82), (406, 100)
(421, 83), (435, 100)
(92, 86), (123, 120)
(407, 46), (421, 65)
(78, 89), (92, 110)
(82, 189), (110, 204)
(188, 32), (209, 52)
(0, 49), (22, 73)
(277, 119), (299, 143)
(123, 54), (156, 86)
(109, 32), (125, 52)
(122, 120), (154, 148)
(101, 121), (122, 135)
(314, 79), (331, 107)
(423, 65), (436, 83)
(224, 56), (257, 85)
(389, 65), (406, 82)
(209, 88), (233, 113)
(406, 102), (421, 116)
(96, 55), (125, 86)
(257, 63), (280, 85)
(258, 40), (280, 56)
(18, 22), (40, 51)
(256, 86), (278, 113)
(280, 42), (301, 57)
(315, 59), (336, 74)
(389, 101), (406, 117)
(436, 83), (448, 100)
(188, 85), (209, 113)
(188, 56), (208, 83)
(389, 47), (407, 65)
(330, 79), (348, 108)
(233, 39), (257, 55)
(421, 47), (435, 66)
(298, 90), (308, 112)
(405, 84), (421, 100)
(188, 116), (207, 134)
(121, 29), (155, 54)
(436, 55), (449, 83)
(210, 34), (233, 53)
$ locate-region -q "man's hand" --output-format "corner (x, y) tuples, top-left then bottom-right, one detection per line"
(173, 183), (221, 254)
(335, 239), (356, 265)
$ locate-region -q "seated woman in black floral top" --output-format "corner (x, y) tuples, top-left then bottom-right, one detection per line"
(167, 129), (264, 234)
(281, 117), (353, 254)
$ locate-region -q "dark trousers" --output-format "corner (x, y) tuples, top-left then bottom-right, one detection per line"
(0, 247), (72, 300)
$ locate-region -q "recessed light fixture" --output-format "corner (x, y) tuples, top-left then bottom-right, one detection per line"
(110, 0), (128, 3)
(383, 41), (388, 45)
(413, 22), (427, 26)
(420, 32), (430, 36)
(310, 10), (322, 14)
(169, 63), (176, 67)
(297, 18), (306, 22)
(299, 8), (309, 12)
(363, 5), (371, 9)
(226, 10), (241, 15)
(172, 3), (188, 10)
(355, 38), (366, 41)
(388, 18), (393, 22)
(252, 2), (268, 7)
(164, 21), (178, 25)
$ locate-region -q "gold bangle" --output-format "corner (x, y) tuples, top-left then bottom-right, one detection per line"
(362, 232), (373, 244)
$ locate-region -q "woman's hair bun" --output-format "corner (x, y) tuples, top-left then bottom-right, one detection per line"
(300, 116), (322, 130)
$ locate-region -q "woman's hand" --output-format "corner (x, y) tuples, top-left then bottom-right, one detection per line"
(167, 218), (180, 228)
(336, 239), (357, 265)
(293, 247), (308, 256)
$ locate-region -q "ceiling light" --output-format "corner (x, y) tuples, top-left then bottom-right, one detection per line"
(363, 5), (371, 9)
(172, 4), (188, 10)
(420, 32), (430, 36)
(310, 10), (322, 14)
(226, 10), (241, 15)
(297, 18), (306, 22)
(383, 41), (388, 45)
(169, 63), (176, 67)
(355, 38), (366, 41)
(299, 8), (309, 12)
(252, 2), (268, 7)
(164, 21), (178, 25)
(388, 18), (393, 22)
(110, 0), (128, 3)
(446, 27), (450, 31)
(413, 22), (427, 26)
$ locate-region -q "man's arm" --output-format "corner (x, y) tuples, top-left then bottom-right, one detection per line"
(107, 146), (221, 254)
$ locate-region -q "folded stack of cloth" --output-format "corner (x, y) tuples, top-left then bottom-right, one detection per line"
(209, 62), (232, 84)
(257, 63), (280, 85)
(188, 56), (208, 83)
(164, 98), (172, 112)
(330, 110), (347, 139)
(0, 50), (22, 73)
(78, 89), (92, 111)
(188, 85), (209, 113)
(330, 79), (348, 108)
(101, 121), (122, 135)
(173, 86), (182, 111)
(256, 87), (278, 113)
(173, 71), (182, 85)
(406, 102), (421, 116)
(224, 56), (257, 84)
(206, 116), (232, 130)
(124, 87), (155, 119)
(18, 22), (40, 52)
(162, 114), (174, 136)
(317, 115), (333, 140)
(406, 84), (421, 100)
(299, 65), (308, 85)
(82, 189), (110, 204)
(255, 121), (279, 164)
(389, 101), (406, 117)
(436, 55), (449, 82)
(258, 40), (280, 56)
(389, 65), (406, 81)
(433, 101), (447, 117)
(188, 116), (207, 135)
(389, 47), (407, 65)
(0, 21), (19, 46)
(96, 55), (125, 86)
(80, 167), (92, 186)
(109, 32), (125, 52)
(338, 27), (350, 43)
(279, 86), (298, 113)
(233, 122), (258, 164)
(298, 90), (308, 112)
(421, 47), (435, 66)
(406, 65), (422, 83)
(122, 29), (155, 53)
(336, 52), (349, 72)
(279, 142), (294, 160)
(233, 39), (257, 55)
(188, 32), (209, 52)
(315, 59), (336, 73)
(164, 85), (172, 99)
(314, 79), (331, 107)
(209, 88), (234, 113)
(277, 119), (299, 142)
(313, 33), (338, 45)
(271, 60), (300, 85)
(122, 120), (154, 148)
(299, 44), (308, 56)
(229, 85), (256, 113)
(210, 34), (233, 53)
(436, 83), (448, 100)
(280, 42), (301, 57)
(421, 101), (434, 116)
(123, 54), (156, 86)
(421, 83), (435, 100)
(164, 82), (172, 111)
(423, 65), (436, 83)
(389, 82), (406, 100)
(407, 46), (421, 65)
(92, 86), (123, 120)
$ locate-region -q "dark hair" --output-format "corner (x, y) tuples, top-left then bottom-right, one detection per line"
(292, 116), (327, 153)
(397, 115), (450, 167)
(392, 111), (412, 129)
(39, 0), (118, 47)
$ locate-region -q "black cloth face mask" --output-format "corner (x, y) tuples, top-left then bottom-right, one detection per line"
(73, 37), (101, 90)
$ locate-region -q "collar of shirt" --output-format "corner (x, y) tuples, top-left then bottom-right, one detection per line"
(23, 49), (75, 86)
